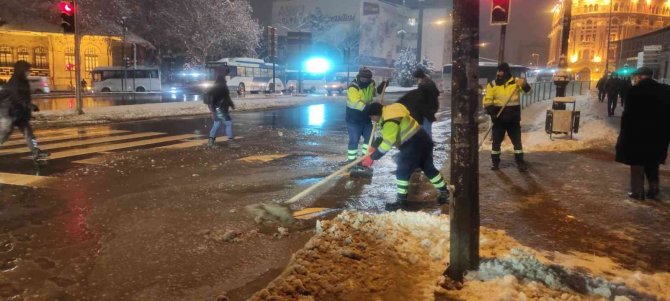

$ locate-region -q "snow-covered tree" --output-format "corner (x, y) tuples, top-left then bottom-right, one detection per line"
(417, 56), (436, 75)
(393, 49), (417, 87)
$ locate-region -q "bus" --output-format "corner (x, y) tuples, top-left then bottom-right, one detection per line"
(284, 70), (329, 94)
(91, 67), (161, 93)
(442, 62), (529, 93)
(205, 58), (285, 94)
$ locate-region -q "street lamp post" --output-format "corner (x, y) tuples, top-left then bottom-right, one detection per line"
(121, 17), (128, 93)
(532, 53), (540, 68)
(604, 1), (614, 74)
(416, 0), (425, 62)
(73, 0), (83, 114)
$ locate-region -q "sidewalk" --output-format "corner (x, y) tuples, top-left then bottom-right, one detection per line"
(31, 95), (345, 128)
(246, 93), (670, 301)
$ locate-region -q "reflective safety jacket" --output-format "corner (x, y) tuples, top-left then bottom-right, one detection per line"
(347, 81), (377, 111)
(371, 103), (421, 160)
(483, 77), (531, 107)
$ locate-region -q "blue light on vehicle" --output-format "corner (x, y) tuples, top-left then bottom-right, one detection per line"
(305, 58), (331, 74)
(308, 104), (325, 127)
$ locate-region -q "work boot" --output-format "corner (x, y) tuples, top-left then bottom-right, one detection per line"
(647, 181), (660, 200)
(385, 194), (408, 211)
(32, 148), (50, 160)
(436, 188), (449, 205)
(207, 137), (218, 148)
(628, 192), (645, 201)
(491, 154), (501, 171)
(515, 153), (528, 172)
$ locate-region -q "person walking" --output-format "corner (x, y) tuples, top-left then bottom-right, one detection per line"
(615, 67), (669, 200)
(605, 72), (621, 117)
(344, 67), (386, 164)
(483, 63), (532, 171)
(412, 69), (440, 138)
(361, 102), (449, 211)
(0, 61), (49, 160)
(619, 76), (632, 107)
(596, 73), (608, 103)
(207, 75), (235, 147)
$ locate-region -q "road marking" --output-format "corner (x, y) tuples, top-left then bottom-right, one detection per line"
(238, 153), (289, 163)
(8, 127), (115, 140)
(73, 156), (108, 165)
(0, 132), (164, 156)
(32, 134), (200, 160)
(0, 172), (58, 188)
(157, 136), (245, 150)
(2, 130), (129, 147)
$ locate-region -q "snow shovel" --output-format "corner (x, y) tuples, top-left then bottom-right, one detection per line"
(349, 80), (389, 179)
(245, 156), (367, 224)
(478, 85), (520, 150)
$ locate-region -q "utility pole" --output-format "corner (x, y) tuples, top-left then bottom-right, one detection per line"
(497, 25), (507, 63)
(416, 0), (425, 62)
(446, 0), (480, 282)
(554, 0), (572, 99)
(121, 17), (128, 93)
(73, 0), (83, 115)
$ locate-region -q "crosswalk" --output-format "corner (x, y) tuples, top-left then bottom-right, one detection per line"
(0, 126), (208, 188)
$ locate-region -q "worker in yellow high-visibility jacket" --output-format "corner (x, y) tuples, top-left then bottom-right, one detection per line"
(345, 68), (387, 164)
(483, 63), (531, 171)
(361, 102), (449, 211)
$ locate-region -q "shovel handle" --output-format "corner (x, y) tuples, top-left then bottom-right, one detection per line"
(284, 156), (366, 205)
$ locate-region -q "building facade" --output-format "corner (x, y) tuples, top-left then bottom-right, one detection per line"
(617, 25), (670, 80)
(548, 0), (670, 79)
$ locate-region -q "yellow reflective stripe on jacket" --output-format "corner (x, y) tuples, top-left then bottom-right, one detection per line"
(378, 103), (421, 153)
(346, 82), (376, 111)
(483, 77), (524, 107)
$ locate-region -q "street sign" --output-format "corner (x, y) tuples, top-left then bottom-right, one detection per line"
(491, 0), (511, 25)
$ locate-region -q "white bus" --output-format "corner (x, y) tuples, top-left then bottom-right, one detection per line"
(442, 62), (529, 92)
(91, 67), (161, 93)
(284, 70), (329, 94)
(206, 58), (284, 94)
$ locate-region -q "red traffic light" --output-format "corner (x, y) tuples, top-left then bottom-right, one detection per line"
(59, 1), (74, 15)
(66, 63), (74, 71)
(491, 0), (511, 25)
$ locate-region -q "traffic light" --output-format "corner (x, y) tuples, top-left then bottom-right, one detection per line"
(491, 0), (511, 25)
(59, 1), (75, 34)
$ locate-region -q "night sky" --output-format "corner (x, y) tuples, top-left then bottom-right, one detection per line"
(251, 0), (556, 67)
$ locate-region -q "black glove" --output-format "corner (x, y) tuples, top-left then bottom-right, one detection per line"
(371, 137), (383, 148)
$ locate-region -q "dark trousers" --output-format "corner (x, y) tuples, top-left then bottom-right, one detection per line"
(0, 117), (38, 152)
(598, 90), (606, 102)
(607, 94), (618, 116)
(491, 115), (523, 163)
(396, 131), (446, 195)
(346, 121), (372, 159)
(630, 164), (660, 194)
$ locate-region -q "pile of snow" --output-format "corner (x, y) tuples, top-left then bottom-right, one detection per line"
(486, 93), (619, 153)
(248, 211), (668, 301)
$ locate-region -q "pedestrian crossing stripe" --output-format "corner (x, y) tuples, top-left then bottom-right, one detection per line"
(7, 127), (115, 140)
(2, 129), (129, 147)
(26, 134), (200, 160)
(72, 157), (108, 166)
(0, 172), (58, 188)
(156, 136), (245, 150)
(1, 132), (164, 156)
(238, 153), (289, 163)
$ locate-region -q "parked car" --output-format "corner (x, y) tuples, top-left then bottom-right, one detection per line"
(28, 76), (50, 94)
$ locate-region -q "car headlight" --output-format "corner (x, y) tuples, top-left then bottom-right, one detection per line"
(199, 82), (213, 89)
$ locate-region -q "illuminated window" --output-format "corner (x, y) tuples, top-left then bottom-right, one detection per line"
(16, 47), (29, 63)
(34, 47), (48, 69)
(0, 46), (12, 67)
(84, 48), (98, 72)
(65, 47), (75, 70)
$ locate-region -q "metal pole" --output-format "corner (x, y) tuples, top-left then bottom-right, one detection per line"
(604, 1), (613, 73)
(74, 0), (83, 114)
(346, 48), (350, 83)
(446, 0), (480, 282)
(416, 0), (425, 62)
(132, 43), (137, 92)
(121, 17), (127, 92)
(559, 0), (572, 69)
(498, 25), (507, 63)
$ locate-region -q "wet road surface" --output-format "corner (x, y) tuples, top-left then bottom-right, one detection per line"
(1, 92), (669, 300)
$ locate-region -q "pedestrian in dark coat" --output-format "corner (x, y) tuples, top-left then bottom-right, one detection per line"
(619, 76), (632, 107)
(605, 72), (620, 116)
(0, 61), (48, 159)
(207, 75), (235, 147)
(596, 74), (608, 103)
(396, 88), (427, 126)
(412, 69), (440, 138)
(615, 67), (669, 200)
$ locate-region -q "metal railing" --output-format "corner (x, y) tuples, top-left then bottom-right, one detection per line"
(521, 81), (592, 108)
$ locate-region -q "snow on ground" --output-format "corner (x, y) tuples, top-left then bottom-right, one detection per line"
(485, 92), (619, 153)
(32, 95), (344, 128)
(248, 211), (668, 301)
